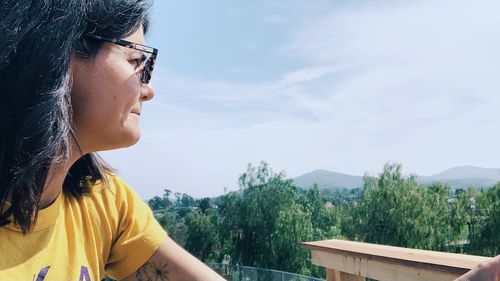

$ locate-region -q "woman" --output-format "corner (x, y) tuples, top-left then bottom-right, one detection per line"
(0, 0), (224, 280)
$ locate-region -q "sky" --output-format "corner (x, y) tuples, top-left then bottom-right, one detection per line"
(102, 0), (500, 200)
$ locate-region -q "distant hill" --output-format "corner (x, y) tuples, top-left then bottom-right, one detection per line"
(293, 166), (499, 190)
(293, 169), (363, 190)
(418, 165), (500, 189)
(420, 165), (500, 180)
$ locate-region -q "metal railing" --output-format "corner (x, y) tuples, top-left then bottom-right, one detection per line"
(209, 263), (325, 281)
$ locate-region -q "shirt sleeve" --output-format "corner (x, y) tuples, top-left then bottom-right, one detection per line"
(104, 177), (168, 280)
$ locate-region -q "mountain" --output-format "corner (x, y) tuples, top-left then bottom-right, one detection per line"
(421, 165), (500, 181)
(293, 166), (499, 190)
(417, 165), (500, 189)
(293, 169), (363, 190)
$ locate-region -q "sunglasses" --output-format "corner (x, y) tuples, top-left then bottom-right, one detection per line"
(86, 34), (158, 84)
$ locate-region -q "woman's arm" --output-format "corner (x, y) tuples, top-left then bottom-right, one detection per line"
(454, 255), (500, 281)
(122, 236), (226, 281)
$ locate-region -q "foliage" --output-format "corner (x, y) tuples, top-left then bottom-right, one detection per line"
(147, 161), (499, 280)
(156, 211), (188, 246)
(469, 183), (500, 256)
(148, 189), (173, 211)
(184, 208), (222, 261)
(199, 197), (211, 213)
(221, 162), (316, 275)
(340, 163), (464, 251)
(300, 185), (340, 240)
(322, 187), (362, 206)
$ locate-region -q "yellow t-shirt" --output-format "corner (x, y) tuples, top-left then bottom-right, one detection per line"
(0, 175), (167, 281)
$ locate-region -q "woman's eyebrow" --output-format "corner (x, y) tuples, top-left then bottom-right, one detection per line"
(120, 48), (145, 60)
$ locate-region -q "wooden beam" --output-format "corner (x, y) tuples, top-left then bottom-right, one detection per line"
(326, 268), (365, 281)
(301, 239), (493, 281)
(314, 250), (457, 281)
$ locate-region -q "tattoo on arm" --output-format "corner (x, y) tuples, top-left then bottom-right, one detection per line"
(134, 260), (170, 281)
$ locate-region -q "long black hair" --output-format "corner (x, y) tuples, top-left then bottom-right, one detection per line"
(0, 0), (152, 233)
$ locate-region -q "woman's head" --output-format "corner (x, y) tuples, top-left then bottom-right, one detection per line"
(0, 0), (154, 232)
(71, 24), (155, 153)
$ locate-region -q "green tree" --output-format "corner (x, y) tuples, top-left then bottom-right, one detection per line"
(222, 162), (316, 275)
(341, 163), (463, 251)
(180, 193), (196, 208)
(148, 196), (166, 210)
(271, 202), (313, 274)
(300, 185), (339, 240)
(469, 184), (500, 256)
(199, 197), (211, 214)
(162, 188), (173, 208)
(323, 187), (362, 206)
(184, 209), (221, 261)
(149, 189), (174, 210)
(156, 211), (188, 246)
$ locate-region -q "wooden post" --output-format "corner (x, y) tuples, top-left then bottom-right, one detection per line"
(326, 268), (366, 281)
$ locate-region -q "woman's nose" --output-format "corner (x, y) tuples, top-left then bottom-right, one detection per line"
(140, 82), (155, 101)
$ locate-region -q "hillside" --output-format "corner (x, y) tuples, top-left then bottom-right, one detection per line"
(293, 169), (363, 190)
(293, 166), (499, 190)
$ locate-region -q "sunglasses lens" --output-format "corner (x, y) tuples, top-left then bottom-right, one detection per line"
(141, 55), (155, 84)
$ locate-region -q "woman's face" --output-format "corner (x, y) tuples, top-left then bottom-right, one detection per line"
(70, 27), (155, 153)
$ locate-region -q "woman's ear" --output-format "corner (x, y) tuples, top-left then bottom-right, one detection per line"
(68, 56), (91, 99)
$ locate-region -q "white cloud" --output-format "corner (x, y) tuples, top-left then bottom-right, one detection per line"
(285, 0), (500, 64)
(154, 0), (500, 131)
(281, 0), (500, 129)
(150, 64), (346, 126)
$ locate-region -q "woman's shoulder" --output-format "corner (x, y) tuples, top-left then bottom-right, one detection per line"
(80, 173), (149, 217)
(85, 173), (135, 200)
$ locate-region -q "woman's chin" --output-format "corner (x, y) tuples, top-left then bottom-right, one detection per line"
(80, 125), (142, 153)
(98, 131), (141, 152)
(122, 130), (141, 147)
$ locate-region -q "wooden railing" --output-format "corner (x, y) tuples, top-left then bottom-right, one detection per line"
(301, 239), (493, 281)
